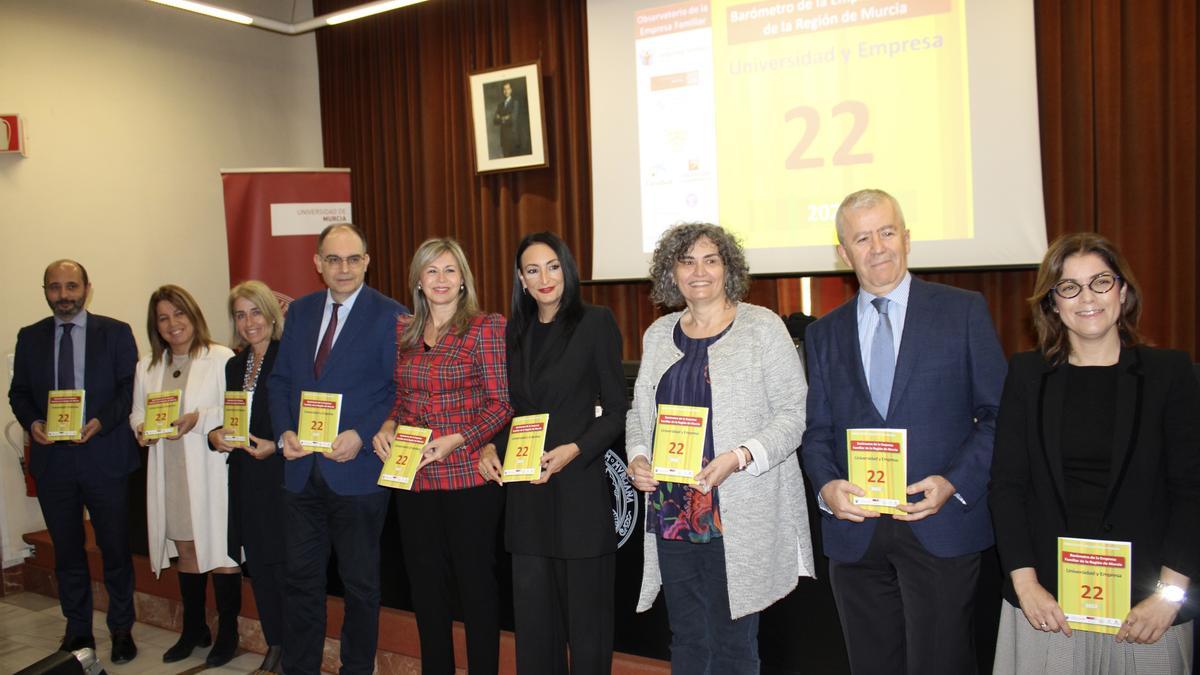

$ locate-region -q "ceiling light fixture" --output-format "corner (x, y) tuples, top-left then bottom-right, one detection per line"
(143, 0), (429, 34)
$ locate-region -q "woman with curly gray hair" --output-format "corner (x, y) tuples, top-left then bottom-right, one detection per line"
(625, 223), (815, 673)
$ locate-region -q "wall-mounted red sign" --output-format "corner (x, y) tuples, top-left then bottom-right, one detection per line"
(1, 115), (26, 155)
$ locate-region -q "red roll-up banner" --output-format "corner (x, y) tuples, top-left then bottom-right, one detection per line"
(221, 168), (352, 308)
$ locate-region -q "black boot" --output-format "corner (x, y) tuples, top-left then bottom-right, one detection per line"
(206, 572), (242, 667)
(163, 571), (211, 663)
(259, 644), (283, 672)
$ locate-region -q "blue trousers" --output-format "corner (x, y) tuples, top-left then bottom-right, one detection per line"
(657, 537), (760, 675)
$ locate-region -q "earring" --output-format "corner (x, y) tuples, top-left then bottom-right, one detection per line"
(522, 287), (528, 295)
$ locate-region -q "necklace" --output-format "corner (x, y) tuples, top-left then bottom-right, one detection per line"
(243, 350), (264, 391)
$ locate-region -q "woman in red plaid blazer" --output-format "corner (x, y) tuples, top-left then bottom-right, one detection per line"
(372, 237), (513, 675)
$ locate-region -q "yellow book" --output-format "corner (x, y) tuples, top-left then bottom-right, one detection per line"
(378, 425), (432, 490)
(143, 390), (182, 439)
(297, 391), (341, 452)
(846, 428), (907, 515)
(222, 391), (252, 444)
(651, 404), (709, 485)
(1058, 537), (1132, 635)
(46, 389), (85, 441)
(502, 414), (550, 482)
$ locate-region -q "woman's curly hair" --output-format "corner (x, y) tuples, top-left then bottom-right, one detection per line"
(648, 223), (751, 308)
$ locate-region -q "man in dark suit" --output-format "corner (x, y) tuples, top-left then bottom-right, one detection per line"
(269, 223), (405, 675)
(802, 189), (1007, 674)
(493, 80), (523, 157)
(8, 259), (140, 663)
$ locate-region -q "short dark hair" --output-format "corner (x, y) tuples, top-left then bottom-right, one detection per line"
(43, 259), (90, 287)
(1030, 232), (1142, 365)
(317, 223), (368, 254)
(648, 223), (750, 308)
(508, 232), (584, 348)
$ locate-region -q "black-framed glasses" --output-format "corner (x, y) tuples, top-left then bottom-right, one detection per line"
(1050, 272), (1121, 299)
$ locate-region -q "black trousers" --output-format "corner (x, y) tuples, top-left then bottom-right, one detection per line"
(397, 484), (504, 675)
(282, 466), (389, 675)
(36, 462), (134, 638)
(829, 517), (981, 675)
(245, 557), (287, 647)
(512, 552), (615, 675)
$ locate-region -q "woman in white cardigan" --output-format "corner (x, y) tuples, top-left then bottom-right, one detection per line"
(626, 223), (814, 674)
(130, 285), (240, 666)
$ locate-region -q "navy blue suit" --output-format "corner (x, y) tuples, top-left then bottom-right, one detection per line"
(268, 285), (405, 675)
(802, 277), (1006, 674)
(8, 312), (140, 638)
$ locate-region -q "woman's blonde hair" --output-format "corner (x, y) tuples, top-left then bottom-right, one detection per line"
(227, 280), (285, 348)
(399, 238), (481, 349)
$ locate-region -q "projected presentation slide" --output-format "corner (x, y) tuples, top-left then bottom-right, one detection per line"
(589, 0), (1047, 280)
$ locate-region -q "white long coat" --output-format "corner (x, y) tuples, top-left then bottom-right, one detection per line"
(130, 344), (238, 575)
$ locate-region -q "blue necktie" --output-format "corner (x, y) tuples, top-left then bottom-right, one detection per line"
(869, 297), (894, 417)
(58, 324), (75, 390)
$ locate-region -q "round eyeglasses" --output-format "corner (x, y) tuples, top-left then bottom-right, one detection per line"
(1050, 272), (1121, 299)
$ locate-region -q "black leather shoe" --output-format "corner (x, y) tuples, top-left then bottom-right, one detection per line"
(259, 645), (283, 672)
(162, 629), (211, 663)
(110, 629), (138, 664)
(59, 634), (96, 652)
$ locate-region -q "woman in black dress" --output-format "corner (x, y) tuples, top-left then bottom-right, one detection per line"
(208, 280), (287, 673)
(478, 232), (629, 674)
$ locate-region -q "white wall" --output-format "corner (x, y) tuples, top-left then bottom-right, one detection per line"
(0, 0), (324, 565)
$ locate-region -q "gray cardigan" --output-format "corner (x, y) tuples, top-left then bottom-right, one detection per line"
(626, 302), (815, 619)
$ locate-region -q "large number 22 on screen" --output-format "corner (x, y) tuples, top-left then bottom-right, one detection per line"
(785, 101), (872, 169)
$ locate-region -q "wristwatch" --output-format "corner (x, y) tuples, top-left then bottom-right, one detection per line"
(1155, 581), (1187, 604)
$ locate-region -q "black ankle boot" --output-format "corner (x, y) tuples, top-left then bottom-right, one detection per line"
(259, 644), (283, 672)
(163, 571), (211, 663)
(205, 572), (242, 667)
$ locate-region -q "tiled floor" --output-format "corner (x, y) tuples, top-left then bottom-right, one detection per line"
(0, 592), (267, 674)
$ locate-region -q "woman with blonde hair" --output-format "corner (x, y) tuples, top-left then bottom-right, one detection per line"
(207, 280), (286, 673)
(372, 237), (512, 674)
(130, 284), (240, 666)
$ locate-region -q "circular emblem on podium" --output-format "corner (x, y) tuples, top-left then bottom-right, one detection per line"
(605, 449), (639, 549)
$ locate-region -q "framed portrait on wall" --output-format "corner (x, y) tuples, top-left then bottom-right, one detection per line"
(468, 61), (548, 174)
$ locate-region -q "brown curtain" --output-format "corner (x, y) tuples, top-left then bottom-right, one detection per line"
(315, 0), (1198, 360)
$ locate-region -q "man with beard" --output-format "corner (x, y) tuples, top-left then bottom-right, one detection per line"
(9, 259), (140, 664)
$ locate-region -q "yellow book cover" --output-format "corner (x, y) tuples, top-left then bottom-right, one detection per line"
(222, 391), (252, 444)
(502, 414), (550, 482)
(651, 404), (709, 485)
(46, 389), (85, 441)
(297, 391), (342, 452)
(1058, 537), (1132, 635)
(846, 428), (907, 515)
(378, 425), (432, 490)
(144, 390), (182, 439)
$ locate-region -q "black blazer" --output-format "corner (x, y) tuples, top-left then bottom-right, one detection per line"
(989, 346), (1200, 621)
(222, 341), (285, 564)
(8, 313), (140, 480)
(497, 304), (629, 559)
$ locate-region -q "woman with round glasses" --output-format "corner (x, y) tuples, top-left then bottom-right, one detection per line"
(990, 232), (1200, 673)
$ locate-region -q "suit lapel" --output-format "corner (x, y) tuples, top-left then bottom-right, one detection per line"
(38, 319), (56, 392)
(1103, 347), (1142, 516)
(834, 305), (872, 416)
(1038, 364), (1070, 519)
(888, 279), (929, 418)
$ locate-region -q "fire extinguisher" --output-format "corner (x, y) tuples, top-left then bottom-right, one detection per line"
(4, 420), (35, 498)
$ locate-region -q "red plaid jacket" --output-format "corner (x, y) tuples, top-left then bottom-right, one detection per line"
(390, 312), (512, 491)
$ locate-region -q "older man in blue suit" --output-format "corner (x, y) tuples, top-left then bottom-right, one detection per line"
(269, 223), (406, 675)
(8, 260), (140, 664)
(802, 189), (1007, 675)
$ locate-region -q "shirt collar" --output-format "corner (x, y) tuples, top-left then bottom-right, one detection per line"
(54, 309), (88, 330)
(326, 285), (364, 312)
(856, 272), (912, 314)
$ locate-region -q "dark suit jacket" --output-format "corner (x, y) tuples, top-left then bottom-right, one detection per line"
(496, 305), (629, 559)
(9, 312), (140, 481)
(802, 277), (1007, 561)
(989, 346), (1200, 621)
(268, 286), (405, 496)
(223, 340), (285, 564)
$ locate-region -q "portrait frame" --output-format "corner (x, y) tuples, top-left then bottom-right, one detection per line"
(467, 61), (548, 174)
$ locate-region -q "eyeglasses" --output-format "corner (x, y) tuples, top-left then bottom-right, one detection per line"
(1050, 272), (1121, 299)
(322, 254), (366, 269)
